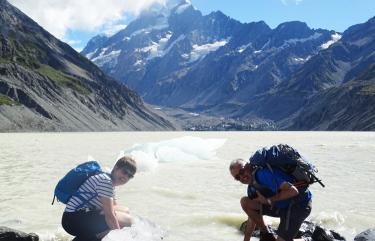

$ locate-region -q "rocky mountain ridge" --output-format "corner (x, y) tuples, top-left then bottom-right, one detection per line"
(0, 0), (175, 131)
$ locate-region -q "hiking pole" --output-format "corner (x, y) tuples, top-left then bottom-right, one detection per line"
(309, 171), (325, 188)
(310, 173), (326, 187)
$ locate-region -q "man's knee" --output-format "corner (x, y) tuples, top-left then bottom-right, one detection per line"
(240, 196), (250, 208)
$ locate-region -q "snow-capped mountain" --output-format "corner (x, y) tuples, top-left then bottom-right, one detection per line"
(82, 0), (334, 107)
(82, 0), (375, 130)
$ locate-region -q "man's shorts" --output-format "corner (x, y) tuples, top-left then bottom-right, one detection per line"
(262, 202), (312, 241)
(62, 210), (109, 241)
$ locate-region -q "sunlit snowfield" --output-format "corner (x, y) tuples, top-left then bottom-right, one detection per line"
(0, 132), (374, 241)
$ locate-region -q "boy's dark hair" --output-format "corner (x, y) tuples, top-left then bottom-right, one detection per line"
(114, 156), (137, 175)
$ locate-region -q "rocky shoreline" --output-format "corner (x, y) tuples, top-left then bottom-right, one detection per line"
(1, 224), (374, 241)
(0, 226), (38, 241)
(238, 221), (374, 241)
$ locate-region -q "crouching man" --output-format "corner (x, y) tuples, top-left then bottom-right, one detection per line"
(229, 158), (312, 241)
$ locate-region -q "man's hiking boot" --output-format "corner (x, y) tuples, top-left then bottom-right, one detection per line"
(259, 230), (276, 241)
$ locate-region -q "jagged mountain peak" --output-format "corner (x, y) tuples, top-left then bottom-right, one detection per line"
(207, 10), (227, 19)
(276, 21), (309, 29)
(267, 21), (317, 47)
(274, 21), (312, 36)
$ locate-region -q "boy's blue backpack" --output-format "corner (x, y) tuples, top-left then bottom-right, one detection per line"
(249, 144), (325, 188)
(52, 161), (102, 205)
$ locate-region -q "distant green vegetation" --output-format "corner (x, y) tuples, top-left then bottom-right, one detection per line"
(0, 57), (12, 64)
(1, 36), (92, 96)
(0, 36), (40, 68)
(36, 65), (92, 96)
(0, 95), (19, 106)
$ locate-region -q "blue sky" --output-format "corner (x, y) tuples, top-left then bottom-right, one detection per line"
(9, 0), (375, 52)
(191, 0), (375, 32)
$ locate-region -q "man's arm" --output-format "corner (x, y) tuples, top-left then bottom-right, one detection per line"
(113, 199), (130, 213)
(256, 182), (299, 205)
(269, 181), (299, 203)
(100, 196), (120, 230)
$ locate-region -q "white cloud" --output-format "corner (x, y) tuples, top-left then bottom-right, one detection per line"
(65, 39), (82, 45)
(281, 0), (304, 5)
(8, 0), (168, 39)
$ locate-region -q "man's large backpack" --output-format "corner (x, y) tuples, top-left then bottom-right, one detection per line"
(249, 144), (324, 188)
(52, 161), (102, 205)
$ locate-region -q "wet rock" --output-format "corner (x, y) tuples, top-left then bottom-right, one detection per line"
(354, 228), (375, 241)
(239, 221), (345, 241)
(0, 226), (39, 241)
(310, 225), (345, 241)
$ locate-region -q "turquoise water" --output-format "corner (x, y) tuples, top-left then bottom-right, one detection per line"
(0, 132), (374, 241)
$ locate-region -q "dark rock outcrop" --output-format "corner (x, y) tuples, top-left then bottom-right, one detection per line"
(239, 221), (346, 241)
(0, 226), (39, 241)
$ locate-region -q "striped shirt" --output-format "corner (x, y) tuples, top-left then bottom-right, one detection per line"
(65, 173), (114, 212)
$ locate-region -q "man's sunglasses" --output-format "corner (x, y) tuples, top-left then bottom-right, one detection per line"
(235, 167), (246, 181)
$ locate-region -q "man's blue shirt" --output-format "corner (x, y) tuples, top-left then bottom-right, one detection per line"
(251, 168), (312, 208)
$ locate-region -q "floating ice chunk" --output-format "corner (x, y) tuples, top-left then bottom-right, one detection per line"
(103, 216), (165, 241)
(119, 136), (226, 172)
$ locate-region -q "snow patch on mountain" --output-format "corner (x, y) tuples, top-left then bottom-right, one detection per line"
(85, 49), (97, 59)
(320, 33), (342, 49)
(292, 55), (311, 64)
(138, 33), (187, 60)
(188, 39), (229, 63)
(92, 48), (121, 67)
(237, 43), (252, 53)
(134, 60), (144, 66)
(284, 32), (322, 45)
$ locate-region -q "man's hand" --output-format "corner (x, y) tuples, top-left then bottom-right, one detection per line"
(254, 191), (268, 205)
